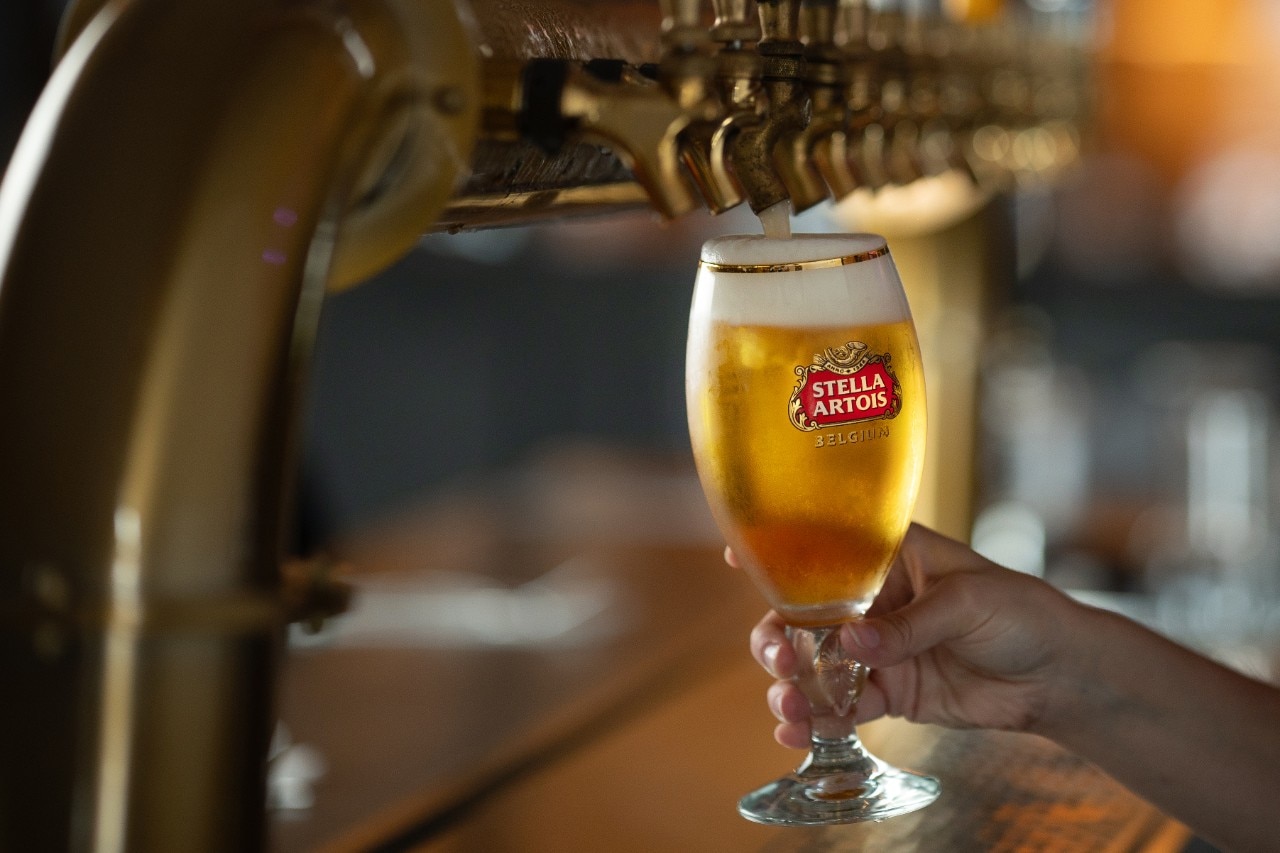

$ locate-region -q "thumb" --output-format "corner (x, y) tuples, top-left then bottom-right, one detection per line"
(842, 578), (978, 668)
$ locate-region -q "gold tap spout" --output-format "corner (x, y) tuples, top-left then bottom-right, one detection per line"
(518, 58), (700, 219)
(657, 0), (741, 213)
(682, 118), (744, 214)
(706, 44), (762, 213)
(869, 9), (926, 186)
(923, 20), (984, 186)
(814, 0), (875, 195)
(681, 0), (765, 214)
(727, 0), (817, 214)
(793, 0), (854, 201)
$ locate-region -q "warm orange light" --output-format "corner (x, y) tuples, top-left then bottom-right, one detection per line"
(1099, 0), (1266, 67)
(1095, 0), (1280, 186)
(942, 0), (1006, 25)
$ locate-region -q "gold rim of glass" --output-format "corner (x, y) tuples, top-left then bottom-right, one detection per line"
(698, 245), (889, 274)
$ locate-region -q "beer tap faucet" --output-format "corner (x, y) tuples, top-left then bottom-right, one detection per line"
(656, 0), (741, 213)
(897, 9), (952, 178)
(822, 0), (880, 193)
(727, 0), (816, 214)
(923, 17), (984, 184)
(869, 6), (925, 186)
(497, 40), (703, 219)
(699, 0), (765, 214)
(564, 63), (701, 218)
(792, 0), (855, 201)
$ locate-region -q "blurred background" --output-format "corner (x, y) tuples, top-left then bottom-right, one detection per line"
(6, 0), (1280, 848)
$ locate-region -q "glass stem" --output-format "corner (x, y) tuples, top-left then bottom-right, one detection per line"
(786, 624), (878, 783)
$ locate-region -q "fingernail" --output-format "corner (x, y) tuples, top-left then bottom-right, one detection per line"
(762, 642), (780, 676)
(849, 621), (880, 650)
(767, 687), (784, 720)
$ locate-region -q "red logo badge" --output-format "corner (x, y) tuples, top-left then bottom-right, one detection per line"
(789, 342), (901, 432)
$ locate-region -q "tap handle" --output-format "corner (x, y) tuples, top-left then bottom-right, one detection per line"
(711, 0), (761, 43)
(801, 0), (839, 63)
(757, 0), (802, 52)
(660, 0), (709, 48)
(660, 0), (703, 32)
(801, 0), (837, 43)
(836, 0), (868, 47)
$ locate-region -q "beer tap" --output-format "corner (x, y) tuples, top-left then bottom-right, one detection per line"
(898, 9), (955, 178)
(864, 5), (925, 187)
(818, 0), (878, 195)
(495, 45), (702, 219)
(959, 16), (1024, 190)
(701, 0), (765, 214)
(727, 0), (816, 214)
(793, 0), (856, 201)
(928, 19), (985, 185)
(656, 0), (741, 213)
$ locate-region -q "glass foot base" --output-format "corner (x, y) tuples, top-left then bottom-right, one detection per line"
(738, 765), (940, 826)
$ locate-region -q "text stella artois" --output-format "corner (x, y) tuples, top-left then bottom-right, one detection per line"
(790, 341), (901, 430)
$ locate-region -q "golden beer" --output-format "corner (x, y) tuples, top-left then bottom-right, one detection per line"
(686, 234), (927, 627)
(686, 233), (939, 824)
(688, 319), (926, 625)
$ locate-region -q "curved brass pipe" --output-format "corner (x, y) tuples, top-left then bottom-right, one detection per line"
(59, 0), (480, 288)
(0, 0), (473, 848)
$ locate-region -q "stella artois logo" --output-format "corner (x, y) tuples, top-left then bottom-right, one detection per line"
(789, 341), (901, 432)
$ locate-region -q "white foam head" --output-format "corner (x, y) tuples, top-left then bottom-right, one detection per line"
(694, 233), (909, 328)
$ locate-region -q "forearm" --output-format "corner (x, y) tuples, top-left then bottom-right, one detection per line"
(1037, 602), (1280, 853)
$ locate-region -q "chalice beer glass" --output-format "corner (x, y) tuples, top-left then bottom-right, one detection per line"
(686, 233), (939, 824)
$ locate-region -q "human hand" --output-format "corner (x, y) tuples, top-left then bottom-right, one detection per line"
(738, 523), (1081, 748)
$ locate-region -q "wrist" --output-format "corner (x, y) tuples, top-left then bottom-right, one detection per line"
(1026, 597), (1121, 744)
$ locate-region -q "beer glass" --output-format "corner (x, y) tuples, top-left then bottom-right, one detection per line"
(685, 233), (939, 825)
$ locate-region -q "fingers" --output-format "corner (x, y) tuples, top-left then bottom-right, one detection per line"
(898, 522), (1000, 582)
(855, 674), (888, 724)
(753, 610), (808, 749)
(750, 610), (796, 679)
(766, 681), (810, 748)
(864, 523), (966, 616)
(723, 546), (740, 569)
(842, 573), (982, 670)
(766, 673), (890, 748)
(767, 681), (809, 723)
(774, 721), (811, 750)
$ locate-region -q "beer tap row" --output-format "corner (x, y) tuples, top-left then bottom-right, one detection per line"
(470, 0), (1089, 225)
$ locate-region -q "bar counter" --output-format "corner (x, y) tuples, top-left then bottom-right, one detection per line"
(270, 448), (1192, 852)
